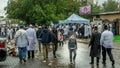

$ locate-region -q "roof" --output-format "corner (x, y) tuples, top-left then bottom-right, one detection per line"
(65, 13), (90, 24)
(93, 11), (120, 16)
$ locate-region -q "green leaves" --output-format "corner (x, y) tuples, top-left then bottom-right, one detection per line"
(5, 0), (82, 25)
(102, 0), (118, 12)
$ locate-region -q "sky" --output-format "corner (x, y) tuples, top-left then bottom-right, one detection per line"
(94, 0), (119, 6)
(0, 0), (8, 17)
(94, 0), (107, 5)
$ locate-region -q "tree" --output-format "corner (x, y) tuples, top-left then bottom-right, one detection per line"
(5, 0), (82, 25)
(91, 3), (101, 15)
(102, 0), (119, 12)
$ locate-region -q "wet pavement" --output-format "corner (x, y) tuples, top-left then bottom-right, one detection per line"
(0, 39), (120, 68)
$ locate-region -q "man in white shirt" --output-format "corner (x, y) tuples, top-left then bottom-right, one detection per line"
(14, 26), (29, 63)
(26, 25), (37, 59)
(100, 25), (115, 66)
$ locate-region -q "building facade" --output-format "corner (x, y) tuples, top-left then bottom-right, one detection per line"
(93, 11), (120, 35)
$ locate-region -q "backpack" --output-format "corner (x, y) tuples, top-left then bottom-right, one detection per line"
(68, 38), (77, 49)
(40, 30), (50, 43)
(60, 33), (63, 40)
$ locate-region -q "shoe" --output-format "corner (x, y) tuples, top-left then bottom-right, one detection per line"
(96, 63), (99, 66)
(102, 62), (106, 65)
(54, 55), (57, 59)
(28, 57), (30, 59)
(42, 60), (46, 63)
(112, 61), (115, 65)
(73, 61), (75, 64)
(89, 62), (94, 64)
(19, 60), (22, 64)
(23, 58), (27, 62)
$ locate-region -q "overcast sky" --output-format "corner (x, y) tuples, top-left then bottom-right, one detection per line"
(94, 0), (119, 5)
(0, 0), (8, 16)
(94, 0), (107, 5)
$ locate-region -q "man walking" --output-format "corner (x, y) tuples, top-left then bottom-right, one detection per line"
(89, 26), (101, 65)
(36, 26), (42, 53)
(40, 26), (52, 62)
(14, 26), (29, 63)
(26, 25), (37, 59)
(100, 25), (115, 65)
(51, 27), (58, 58)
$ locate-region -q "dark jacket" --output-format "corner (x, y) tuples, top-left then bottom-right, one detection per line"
(89, 31), (101, 57)
(36, 28), (42, 38)
(51, 29), (58, 43)
(68, 38), (77, 50)
(40, 29), (52, 44)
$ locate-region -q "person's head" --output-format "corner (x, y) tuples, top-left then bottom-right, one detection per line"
(94, 26), (98, 30)
(69, 27), (73, 31)
(38, 26), (42, 29)
(29, 24), (33, 28)
(19, 25), (24, 29)
(44, 26), (48, 29)
(70, 33), (75, 38)
(104, 25), (108, 30)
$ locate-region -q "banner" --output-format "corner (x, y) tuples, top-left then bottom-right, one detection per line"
(79, 6), (91, 15)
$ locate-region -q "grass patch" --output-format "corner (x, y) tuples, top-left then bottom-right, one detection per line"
(114, 35), (120, 42)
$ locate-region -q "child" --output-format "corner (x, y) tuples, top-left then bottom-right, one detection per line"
(68, 33), (77, 64)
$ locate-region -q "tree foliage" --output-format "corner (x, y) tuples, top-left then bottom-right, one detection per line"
(5, 0), (82, 25)
(102, 0), (118, 12)
(91, 3), (101, 15)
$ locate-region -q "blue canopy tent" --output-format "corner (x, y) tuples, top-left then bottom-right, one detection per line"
(65, 13), (90, 24)
(59, 20), (67, 24)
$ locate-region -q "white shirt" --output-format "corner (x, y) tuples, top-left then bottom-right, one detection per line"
(98, 25), (102, 33)
(100, 30), (114, 48)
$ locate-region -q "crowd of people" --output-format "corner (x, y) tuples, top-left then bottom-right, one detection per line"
(1, 23), (115, 66)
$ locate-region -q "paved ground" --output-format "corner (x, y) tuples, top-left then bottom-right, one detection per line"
(0, 39), (120, 68)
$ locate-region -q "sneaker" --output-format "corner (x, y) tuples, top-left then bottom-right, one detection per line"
(48, 63), (52, 66)
(112, 61), (115, 65)
(23, 58), (27, 62)
(42, 60), (46, 63)
(89, 62), (94, 64)
(54, 55), (57, 59)
(96, 63), (99, 66)
(102, 62), (106, 65)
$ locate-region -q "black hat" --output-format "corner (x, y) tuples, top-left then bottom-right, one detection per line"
(104, 25), (108, 29)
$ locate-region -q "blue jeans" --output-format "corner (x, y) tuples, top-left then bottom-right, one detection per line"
(18, 47), (27, 61)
